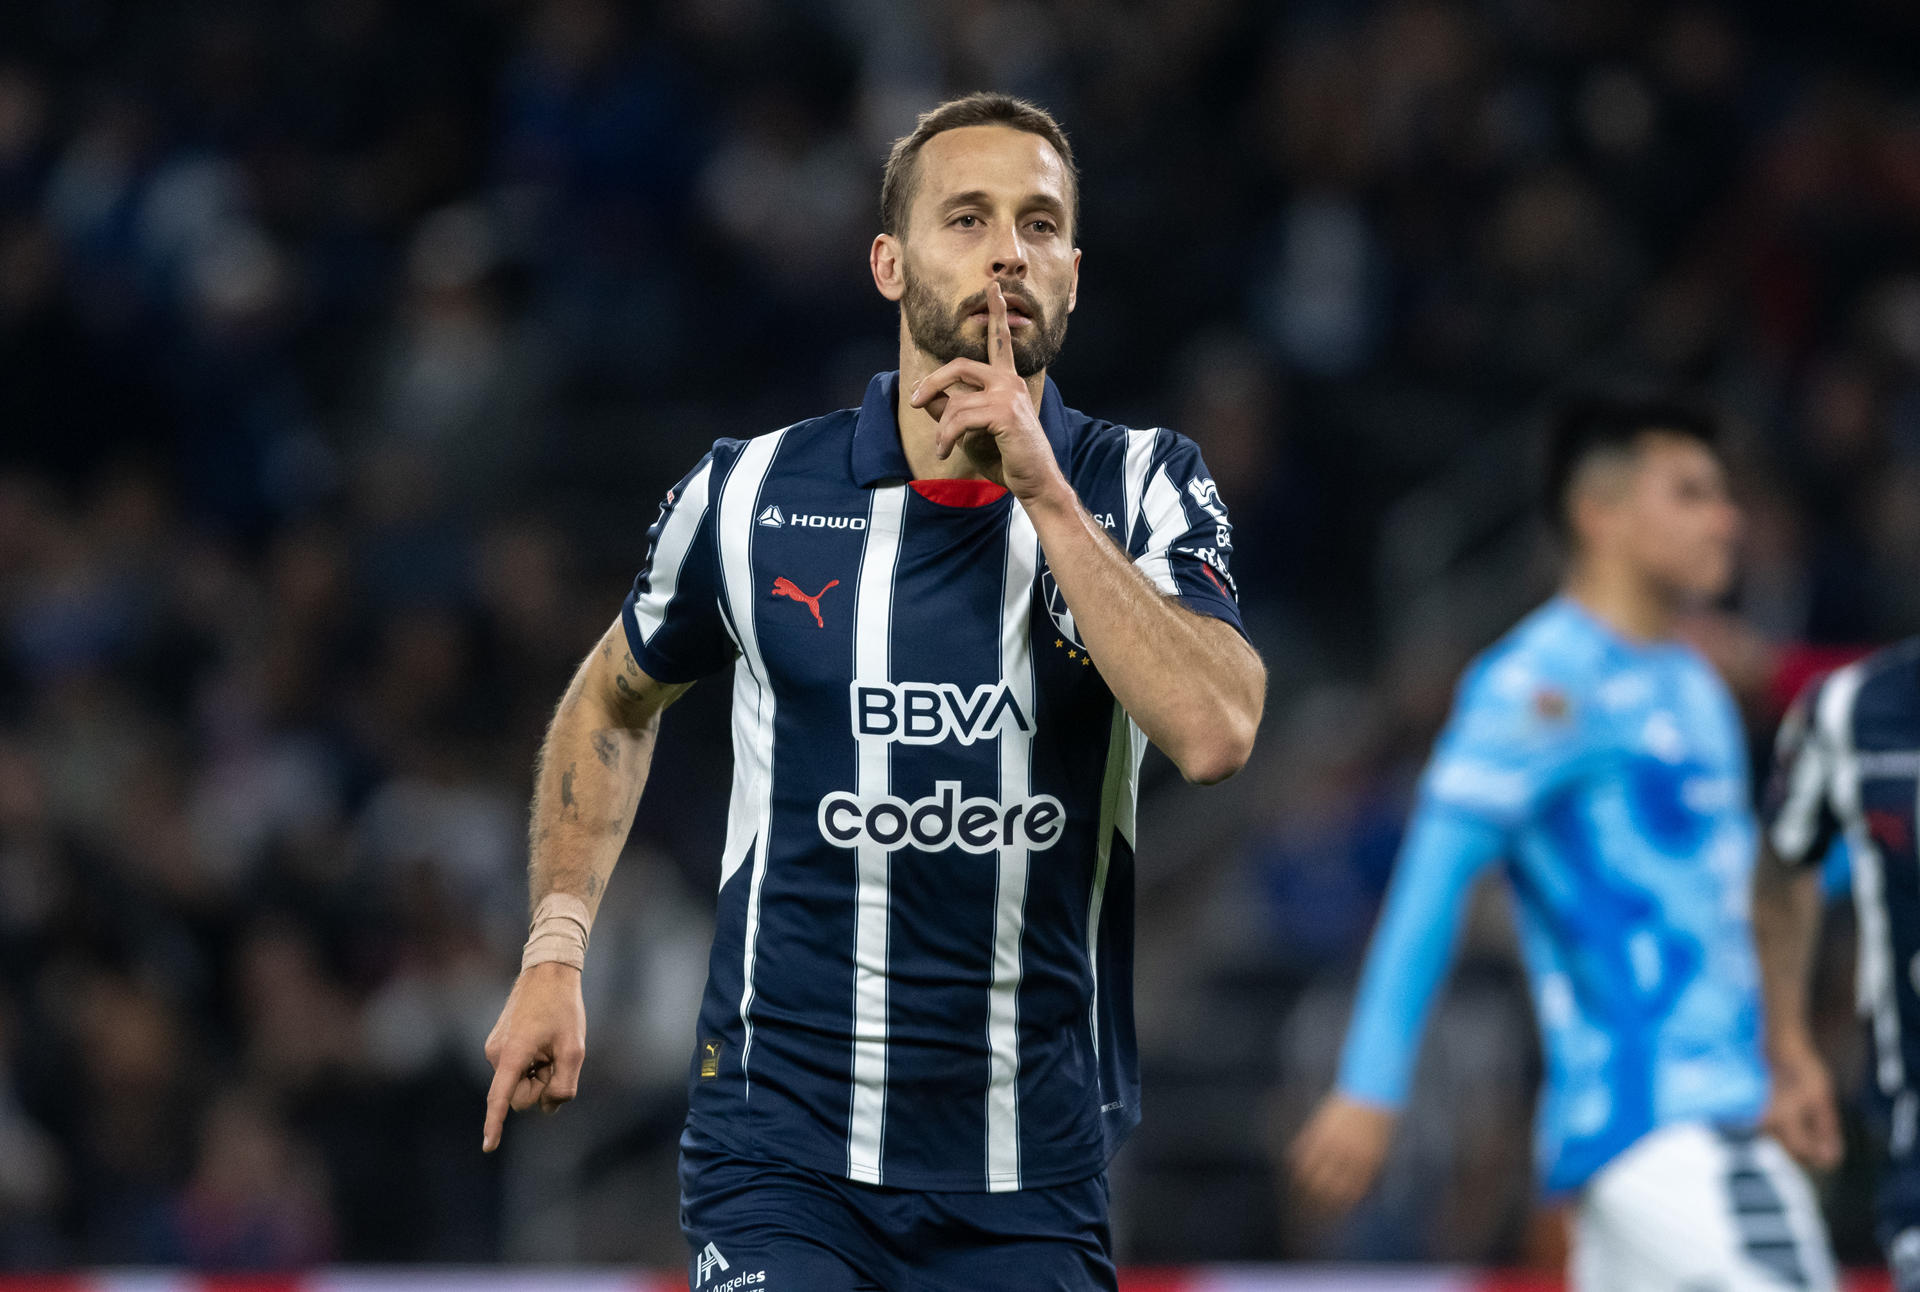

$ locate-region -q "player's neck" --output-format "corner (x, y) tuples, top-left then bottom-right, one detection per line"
(1563, 561), (1680, 644)
(894, 339), (1048, 482)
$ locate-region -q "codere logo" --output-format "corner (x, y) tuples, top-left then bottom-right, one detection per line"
(818, 781), (1065, 854)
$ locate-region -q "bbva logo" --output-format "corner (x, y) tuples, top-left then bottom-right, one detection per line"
(851, 681), (1030, 745)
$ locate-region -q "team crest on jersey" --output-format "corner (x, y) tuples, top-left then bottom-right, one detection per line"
(1040, 560), (1083, 649)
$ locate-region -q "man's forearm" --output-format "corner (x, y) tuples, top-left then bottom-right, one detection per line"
(527, 675), (660, 918)
(1338, 806), (1503, 1106)
(1752, 859), (1823, 1056)
(1023, 484), (1262, 782)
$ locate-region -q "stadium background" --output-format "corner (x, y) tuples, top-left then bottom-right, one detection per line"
(0, 0), (1916, 1282)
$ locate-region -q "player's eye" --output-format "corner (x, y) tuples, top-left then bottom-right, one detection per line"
(952, 214), (980, 229)
(1029, 220), (1056, 235)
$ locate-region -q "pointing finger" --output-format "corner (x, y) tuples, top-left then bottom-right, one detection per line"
(987, 282), (1015, 372)
(482, 1051), (519, 1152)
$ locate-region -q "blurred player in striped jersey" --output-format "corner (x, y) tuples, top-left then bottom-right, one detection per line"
(1292, 397), (1837, 1289)
(1757, 642), (1920, 1290)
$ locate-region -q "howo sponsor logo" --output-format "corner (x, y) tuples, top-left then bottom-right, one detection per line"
(759, 503), (867, 530)
(818, 781), (1066, 853)
(852, 681), (1030, 745)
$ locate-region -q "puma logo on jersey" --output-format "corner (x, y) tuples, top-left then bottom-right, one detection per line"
(771, 576), (840, 627)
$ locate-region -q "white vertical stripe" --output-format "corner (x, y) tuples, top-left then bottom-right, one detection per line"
(846, 484), (906, 1184)
(716, 430), (789, 1093)
(1768, 707), (1833, 864)
(632, 459), (714, 644)
(717, 662), (764, 891)
(1086, 705), (1129, 1061)
(985, 503), (1040, 1191)
(1122, 427), (1158, 551)
(1135, 464), (1189, 595)
(1821, 663), (1905, 1094)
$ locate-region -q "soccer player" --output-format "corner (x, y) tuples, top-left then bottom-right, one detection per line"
(1290, 398), (1838, 1289)
(479, 93), (1265, 1289)
(1756, 640), (1920, 1290)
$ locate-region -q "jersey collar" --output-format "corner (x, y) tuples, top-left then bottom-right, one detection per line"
(849, 369), (1073, 487)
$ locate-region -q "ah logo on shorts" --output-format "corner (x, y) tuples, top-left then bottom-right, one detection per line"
(695, 1242), (730, 1286)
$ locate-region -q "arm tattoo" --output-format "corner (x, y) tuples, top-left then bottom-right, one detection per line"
(590, 729), (621, 771)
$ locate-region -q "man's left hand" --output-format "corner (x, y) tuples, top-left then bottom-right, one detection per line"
(907, 282), (1065, 505)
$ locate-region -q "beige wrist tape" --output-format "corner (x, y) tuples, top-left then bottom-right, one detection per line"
(521, 893), (593, 972)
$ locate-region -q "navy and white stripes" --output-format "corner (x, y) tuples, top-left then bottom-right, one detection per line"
(619, 371), (1242, 1191)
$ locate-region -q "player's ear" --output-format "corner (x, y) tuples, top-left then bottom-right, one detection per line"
(1569, 486), (1617, 556)
(871, 234), (905, 303)
(1067, 246), (1081, 314)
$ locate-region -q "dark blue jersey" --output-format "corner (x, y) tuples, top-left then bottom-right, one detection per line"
(621, 371), (1243, 1192)
(1765, 641), (1920, 1127)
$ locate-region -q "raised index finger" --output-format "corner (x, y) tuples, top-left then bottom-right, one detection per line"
(482, 1052), (517, 1151)
(987, 281), (1015, 372)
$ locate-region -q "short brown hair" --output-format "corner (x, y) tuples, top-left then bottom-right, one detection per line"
(879, 93), (1078, 239)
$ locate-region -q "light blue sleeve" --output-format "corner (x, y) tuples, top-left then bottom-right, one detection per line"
(1334, 648), (1589, 1107)
(1335, 803), (1506, 1107)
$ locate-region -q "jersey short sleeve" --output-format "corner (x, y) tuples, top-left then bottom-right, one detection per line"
(620, 448), (737, 683)
(1130, 430), (1244, 635)
(1420, 651), (1591, 833)
(1761, 674), (1841, 870)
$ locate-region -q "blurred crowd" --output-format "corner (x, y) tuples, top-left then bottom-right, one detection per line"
(4, 0), (1920, 1270)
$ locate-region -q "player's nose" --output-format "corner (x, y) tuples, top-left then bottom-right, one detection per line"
(988, 227), (1028, 279)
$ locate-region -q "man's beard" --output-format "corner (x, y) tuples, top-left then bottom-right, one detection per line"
(901, 270), (1069, 379)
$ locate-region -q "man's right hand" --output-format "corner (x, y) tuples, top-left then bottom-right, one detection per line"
(1289, 1092), (1398, 1214)
(481, 961), (587, 1152)
(1764, 1035), (1843, 1172)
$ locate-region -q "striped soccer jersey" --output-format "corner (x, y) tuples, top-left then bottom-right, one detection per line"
(622, 371), (1243, 1192)
(1765, 640), (1920, 1138)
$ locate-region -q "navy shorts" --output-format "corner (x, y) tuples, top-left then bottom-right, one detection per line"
(1865, 1075), (1920, 1290)
(678, 1125), (1118, 1291)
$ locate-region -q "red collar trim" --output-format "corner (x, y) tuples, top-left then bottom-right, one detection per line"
(909, 479), (1009, 508)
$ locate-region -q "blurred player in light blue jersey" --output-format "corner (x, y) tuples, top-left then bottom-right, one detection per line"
(1292, 398), (1837, 1290)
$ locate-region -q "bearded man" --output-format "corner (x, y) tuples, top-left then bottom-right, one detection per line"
(481, 93), (1265, 1289)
